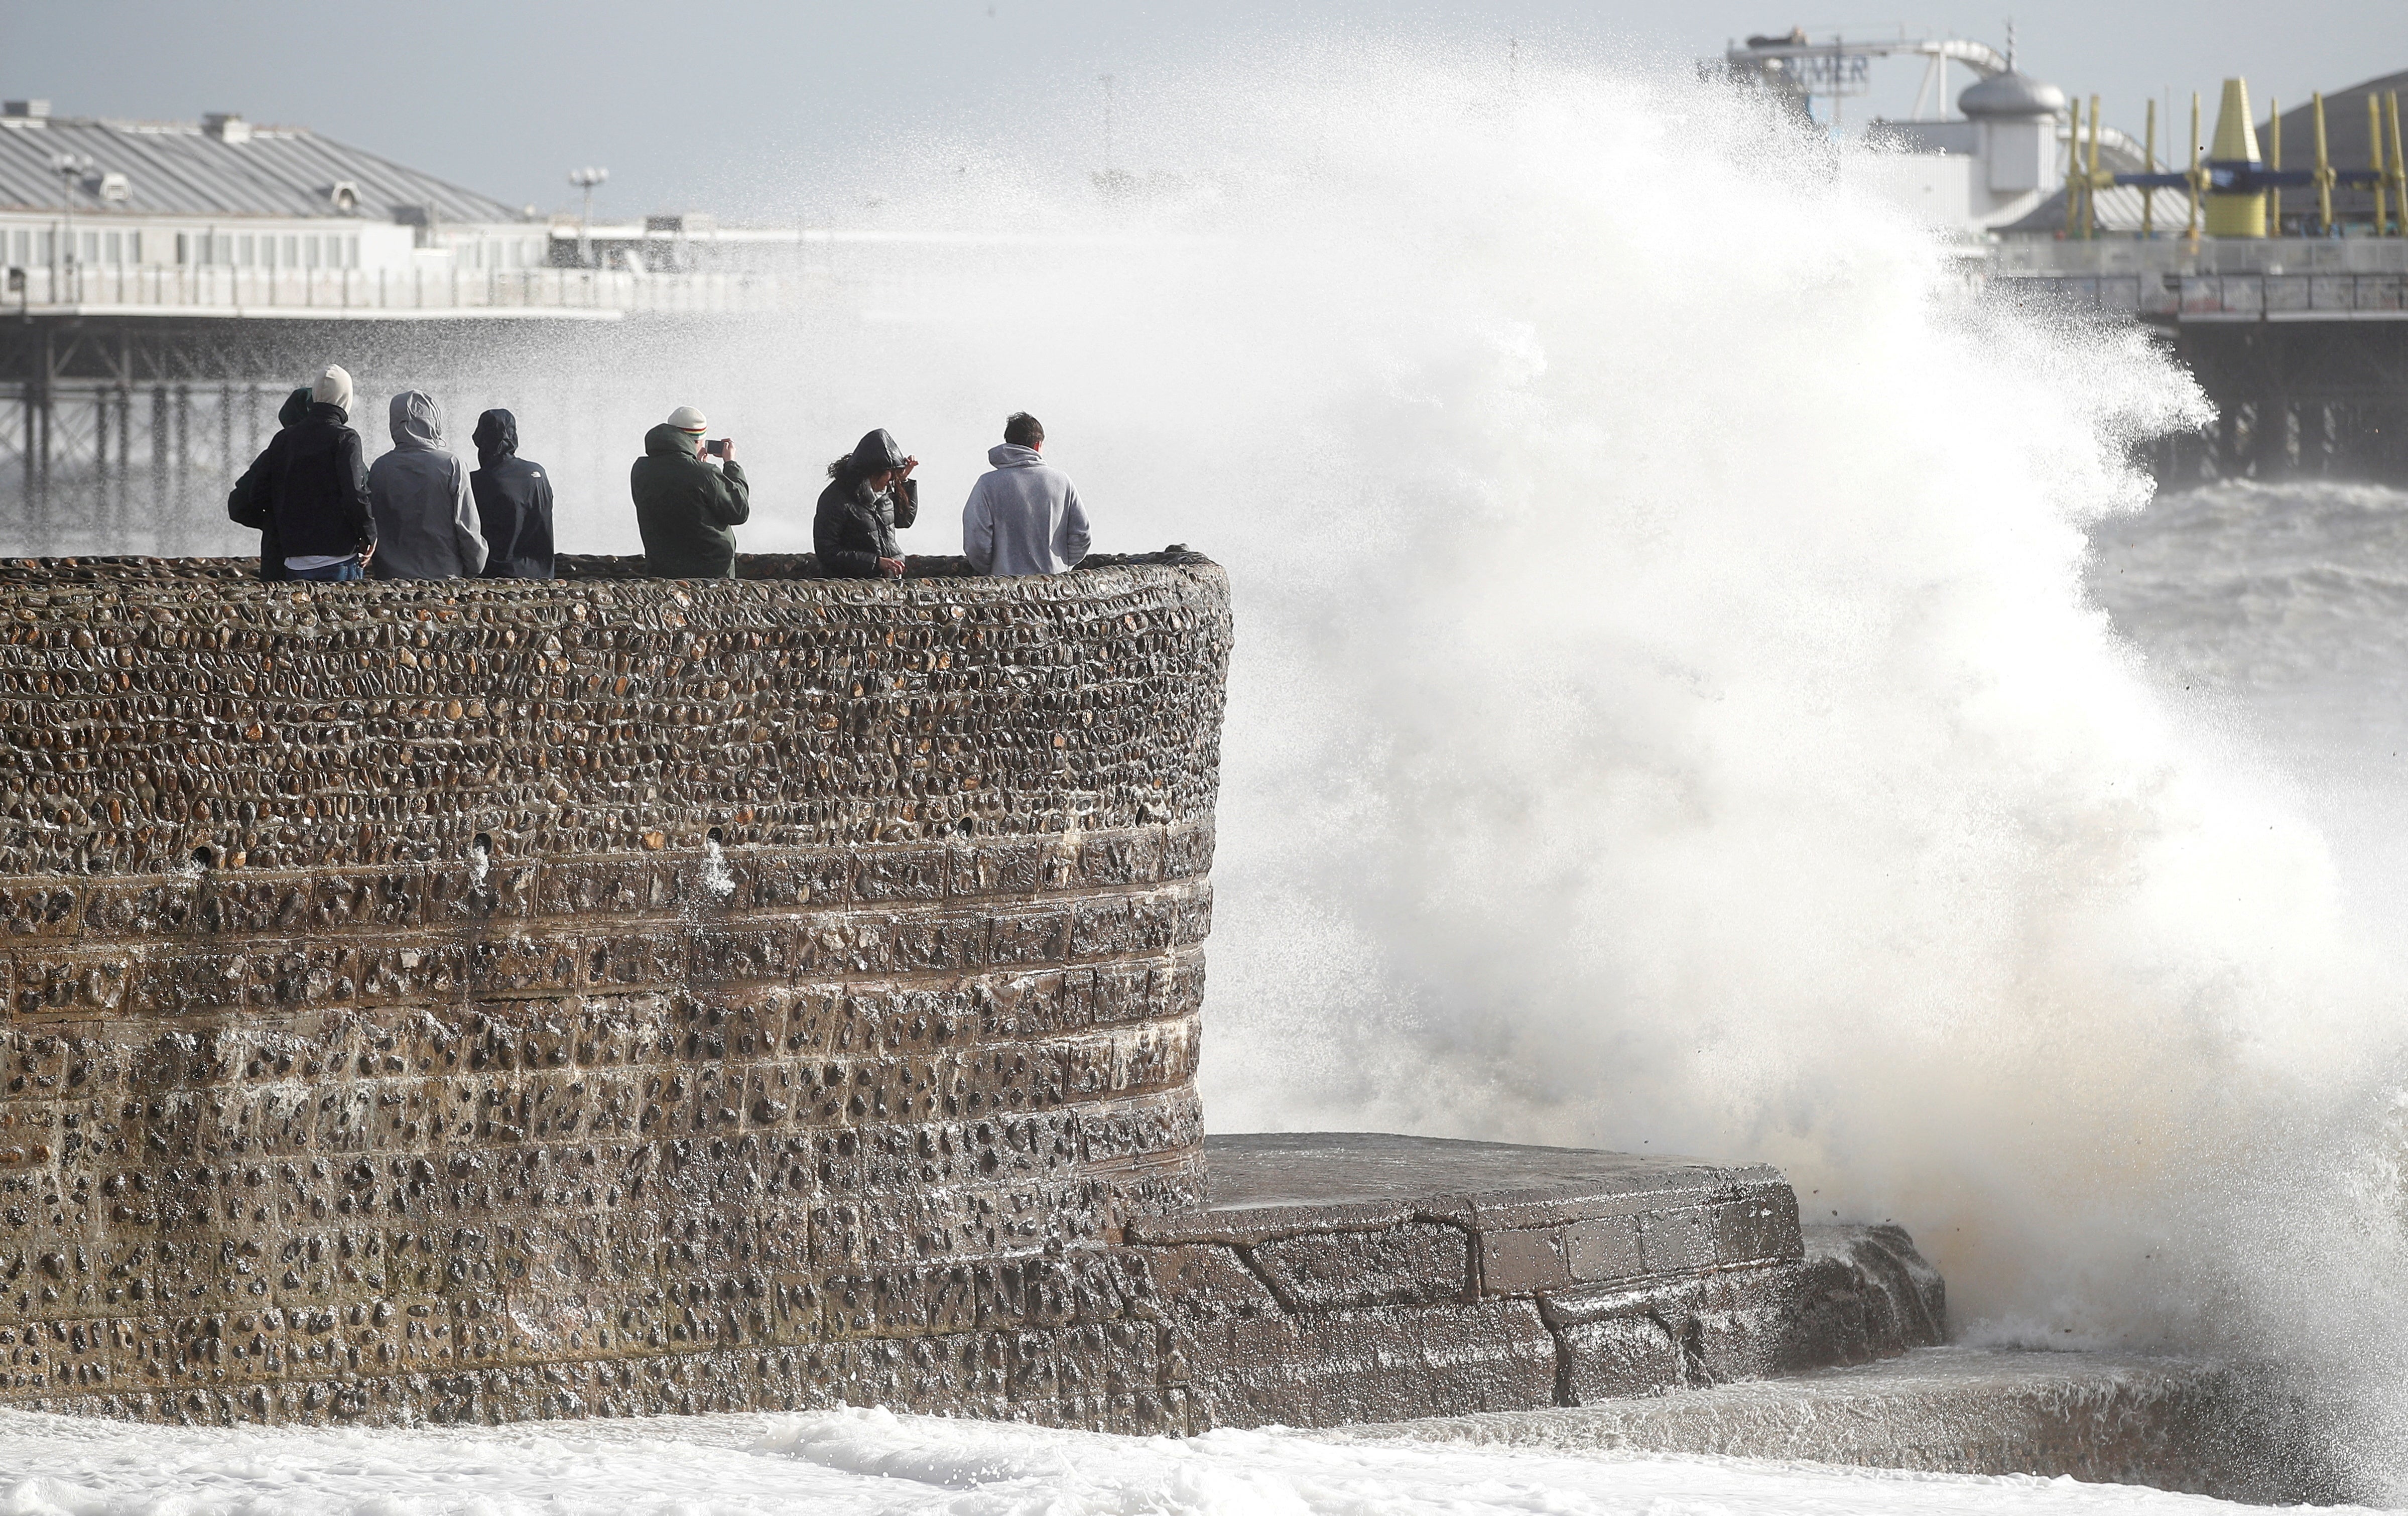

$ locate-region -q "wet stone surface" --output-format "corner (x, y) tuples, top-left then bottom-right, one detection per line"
(0, 559), (1940, 1432)
(1146, 1134), (1945, 1429)
(0, 557), (1226, 1429)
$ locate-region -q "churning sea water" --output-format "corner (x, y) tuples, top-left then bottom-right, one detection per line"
(2088, 478), (2408, 842)
(0, 1400), (2336, 1515)
(16, 39), (2408, 1510)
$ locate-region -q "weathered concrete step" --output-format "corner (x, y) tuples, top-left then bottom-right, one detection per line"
(1147, 1134), (1948, 1430)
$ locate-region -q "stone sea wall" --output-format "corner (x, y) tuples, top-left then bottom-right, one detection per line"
(0, 554), (1229, 1427)
(0, 554), (1945, 1435)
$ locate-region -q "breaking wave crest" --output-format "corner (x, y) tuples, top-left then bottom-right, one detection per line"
(669, 46), (2408, 1485)
(49, 37), (2408, 1496)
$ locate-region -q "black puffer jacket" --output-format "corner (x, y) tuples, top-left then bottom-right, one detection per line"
(812, 429), (918, 578)
(226, 387), (315, 580)
(264, 401), (377, 563)
(469, 409), (556, 579)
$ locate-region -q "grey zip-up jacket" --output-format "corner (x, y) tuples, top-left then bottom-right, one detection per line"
(961, 444), (1090, 576)
(366, 391), (488, 581)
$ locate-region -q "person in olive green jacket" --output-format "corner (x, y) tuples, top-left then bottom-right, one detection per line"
(630, 405), (750, 577)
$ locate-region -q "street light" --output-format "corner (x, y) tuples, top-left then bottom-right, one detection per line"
(49, 152), (91, 265)
(50, 151), (91, 296)
(569, 167), (608, 269)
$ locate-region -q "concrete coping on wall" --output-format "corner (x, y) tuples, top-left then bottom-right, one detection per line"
(0, 547), (1218, 588)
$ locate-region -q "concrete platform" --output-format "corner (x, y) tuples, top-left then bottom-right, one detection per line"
(1140, 1134), (1948, 1429)
(1317, 1346), (2342, 1505)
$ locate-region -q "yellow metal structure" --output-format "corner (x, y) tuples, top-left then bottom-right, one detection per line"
(2186, 92), (2203, 243)
(2371, 94), (2389, 236)
(2379, 93), (2398, 235)
(2204, 77), (2266, 237)
(2086, 93), (2104, 240)
(2268, 97), (2281, 227)
(2313, 92), (2334, 232)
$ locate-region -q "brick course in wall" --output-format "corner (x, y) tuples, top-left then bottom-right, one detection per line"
(0, 554), (1227, 1428)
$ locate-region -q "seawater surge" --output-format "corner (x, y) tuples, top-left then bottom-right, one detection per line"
(13, 41), (2408, 1506)
(622, 49), (2408, 1489)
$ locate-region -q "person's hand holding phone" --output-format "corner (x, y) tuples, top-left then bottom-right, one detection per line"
(878, 556), (906, 579)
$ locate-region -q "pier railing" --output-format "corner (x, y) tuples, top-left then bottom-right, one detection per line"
(4, 264), (790, 319)
(1996, 271), (2408, 321)
(1985, 236), (2408, 323)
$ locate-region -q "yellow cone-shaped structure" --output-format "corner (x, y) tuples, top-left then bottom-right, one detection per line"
(2205, 76), (2267, 237)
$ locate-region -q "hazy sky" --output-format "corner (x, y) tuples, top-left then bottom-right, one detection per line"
(4, 1), (2399, 219)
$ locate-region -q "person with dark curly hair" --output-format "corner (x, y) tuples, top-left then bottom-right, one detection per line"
(814, 428), (919, 579)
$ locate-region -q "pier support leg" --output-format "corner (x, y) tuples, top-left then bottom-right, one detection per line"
(169, 385), (190, 557)
(150, 386), (168, 554)
(114, 389), (130, 540)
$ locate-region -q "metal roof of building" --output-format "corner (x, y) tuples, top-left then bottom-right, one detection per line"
(2263, 69), (2408, 224)
(0, 111), (523, 224)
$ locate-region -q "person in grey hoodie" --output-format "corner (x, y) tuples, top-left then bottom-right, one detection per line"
(366, 391), (487, 581)
(960, 412), (1090, 576)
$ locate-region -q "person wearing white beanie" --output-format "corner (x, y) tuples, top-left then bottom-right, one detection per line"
(312, 364), (354, 416)
(258, 361), (377, 580)
(630, 405), (749, 577)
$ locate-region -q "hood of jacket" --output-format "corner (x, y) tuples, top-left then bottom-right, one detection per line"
(277, 387), (314, 429)
(848, 429), (908, 475)
(986, 444), (1044, 469)
(644, 422), (699, 459)
(389, 391), (445, 451)
(473, 409), (519, 469)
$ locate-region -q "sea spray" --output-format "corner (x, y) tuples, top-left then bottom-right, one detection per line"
(141, 39), (2408, 1489)
(658, 48), (2408, 1483)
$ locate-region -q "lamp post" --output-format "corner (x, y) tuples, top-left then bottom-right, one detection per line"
(49, 151), (91, 300)
(569, 167), (608, 268)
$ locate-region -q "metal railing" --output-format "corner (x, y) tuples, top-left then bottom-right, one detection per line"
(3, 264), (791, 317)
(1994, 271), (2408, 320)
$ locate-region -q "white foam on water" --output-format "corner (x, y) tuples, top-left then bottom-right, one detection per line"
(0, 1405), (2333, 1516)
(46, 37), (2408, 1501)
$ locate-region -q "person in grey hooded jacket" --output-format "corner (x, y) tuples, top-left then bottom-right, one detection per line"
(366, 391), (487, 581)
(961, 412), (1089, 576)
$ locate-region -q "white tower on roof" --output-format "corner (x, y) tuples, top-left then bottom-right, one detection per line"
(1960, 69), (2068, 209)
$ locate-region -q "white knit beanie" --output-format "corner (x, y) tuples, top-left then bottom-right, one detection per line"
(313, 364), (353, 413)
(667, 405), (707, 433)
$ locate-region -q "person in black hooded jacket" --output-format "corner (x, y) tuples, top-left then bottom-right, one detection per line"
(813, 428), (919, 579)
(261, 364), (377, 581)
(226, 386), (316, 581)
(469, 409), (556, 579)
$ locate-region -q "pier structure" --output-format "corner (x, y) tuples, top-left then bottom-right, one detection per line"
(1745, 37), (2408, 483)
(0, 295), (783, 560)
(1988, 235), (2408, 481)
(1974, 69), (2408, 483)
(0, 101), (817, 557)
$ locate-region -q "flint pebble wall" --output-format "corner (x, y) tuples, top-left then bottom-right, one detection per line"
(0, 553), (1230, 1428)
